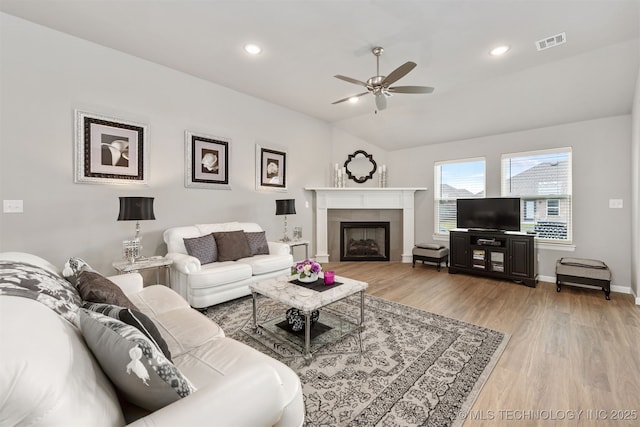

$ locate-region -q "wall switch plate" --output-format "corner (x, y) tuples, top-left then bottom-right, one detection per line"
(609, 199), (623, 209)
(3, 200), (24, 213)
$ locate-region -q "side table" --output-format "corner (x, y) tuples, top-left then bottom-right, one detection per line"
(284, 239), (310, 260)
(112, 256), (172, 286)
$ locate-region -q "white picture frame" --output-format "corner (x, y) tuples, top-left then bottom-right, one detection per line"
(74, 110), (148, 185)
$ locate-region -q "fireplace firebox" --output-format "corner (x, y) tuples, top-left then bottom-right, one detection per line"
(340, 222), (390, 261)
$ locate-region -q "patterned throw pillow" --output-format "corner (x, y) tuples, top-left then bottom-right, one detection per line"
(245, 231), (270, 256)
(62, 257), (96, 286)
(0, 261), (82, 324)
(213, 230), (252, 261)
(83, 302), (172, 361)
(79, 309), (195, 412)
(183, 233), (217, 264)
(77, 270), (139, 311)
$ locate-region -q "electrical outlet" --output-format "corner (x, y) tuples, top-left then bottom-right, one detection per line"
(609, 199), (623, 209)
(3, 200), (24, 213)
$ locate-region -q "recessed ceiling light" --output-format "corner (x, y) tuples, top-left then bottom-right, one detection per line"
(348, 97), (359, 104)
(489, 45), (510, 56)
(243, 43), (262, 55)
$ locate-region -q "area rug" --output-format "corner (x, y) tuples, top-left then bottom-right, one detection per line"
(204, 294), (509, 427)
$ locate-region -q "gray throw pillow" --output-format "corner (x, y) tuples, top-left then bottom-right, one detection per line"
(79, 309), (195, 412)
(213, 230), (252, 261)
(245, 231), (270, 256)
(183, 233), (217, 264)
(83, 301), (172, 361)
(77, 270), (139, 311)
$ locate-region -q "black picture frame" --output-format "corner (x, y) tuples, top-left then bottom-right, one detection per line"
(256, 145), (287, 191)
(185, 131), (231, 189)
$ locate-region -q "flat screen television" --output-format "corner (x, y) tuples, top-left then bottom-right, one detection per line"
(456, 197), (521, 231)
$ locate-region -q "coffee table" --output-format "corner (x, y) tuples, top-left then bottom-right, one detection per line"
(250, 273), (368, 363)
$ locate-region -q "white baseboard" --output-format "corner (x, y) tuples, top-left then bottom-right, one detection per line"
(538, 274), (555, 283)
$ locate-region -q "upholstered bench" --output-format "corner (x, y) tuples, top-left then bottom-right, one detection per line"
(412, 243), (449, 271)
(555, 257), (611, 300)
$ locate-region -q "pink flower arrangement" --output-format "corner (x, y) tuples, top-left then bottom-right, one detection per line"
(294, 259), (322, 279)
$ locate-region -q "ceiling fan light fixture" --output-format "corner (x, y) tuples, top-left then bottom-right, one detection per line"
(489, 45), (510, 56)
(331, 46), (434, 110)
(243, 43), (262, 55)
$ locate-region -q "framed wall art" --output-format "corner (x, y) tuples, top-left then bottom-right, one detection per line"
(256, 144), (287, 191)
(74, 110), (148, 185)
(185, 131), (231, 189)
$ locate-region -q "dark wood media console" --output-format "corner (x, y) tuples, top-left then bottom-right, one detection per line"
(448, 229), (537, 287)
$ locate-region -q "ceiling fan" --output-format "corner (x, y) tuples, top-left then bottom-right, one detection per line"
(332, 46), (434, 111)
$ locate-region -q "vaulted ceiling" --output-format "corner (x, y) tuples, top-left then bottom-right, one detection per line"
(1, 0), (639, 150)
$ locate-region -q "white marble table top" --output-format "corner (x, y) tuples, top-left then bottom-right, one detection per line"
(112, 256), (172, 273)
(250, 273), (368, 312)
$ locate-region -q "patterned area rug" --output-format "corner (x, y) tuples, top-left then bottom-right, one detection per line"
(205, 294), (509, 427)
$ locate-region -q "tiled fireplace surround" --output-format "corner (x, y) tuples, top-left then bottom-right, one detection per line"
(307, 188), (426, 263)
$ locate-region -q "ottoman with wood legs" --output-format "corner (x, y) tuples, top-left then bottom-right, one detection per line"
(555, 257), (611, 300)
(412, 243), (449, 272)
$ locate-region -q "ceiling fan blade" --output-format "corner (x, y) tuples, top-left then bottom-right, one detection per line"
(387, 85), (435, 94)
(375, 93), (387, 110)
(334, 75), (368, 87)
(381, 61), (416, 86)
(331, 92), (369, 105)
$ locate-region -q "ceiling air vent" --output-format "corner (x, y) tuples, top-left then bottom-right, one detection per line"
(535, 32), (566, 51)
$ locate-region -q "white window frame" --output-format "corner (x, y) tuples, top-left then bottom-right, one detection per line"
(501, 147), (573, 245)
(434, 157), (486, 237)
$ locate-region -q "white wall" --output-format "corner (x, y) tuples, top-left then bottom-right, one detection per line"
(387, 116), (633, 292)
(631, 67), (640, 302)
(1, 13), (637, 297)
(0, 13), (331, 273)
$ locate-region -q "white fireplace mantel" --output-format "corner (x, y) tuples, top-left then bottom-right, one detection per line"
(306, 187), (427, 263)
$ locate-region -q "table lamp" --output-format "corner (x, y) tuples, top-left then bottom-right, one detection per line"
(117, 196), (156, 261)
(275, 199), (296, 242)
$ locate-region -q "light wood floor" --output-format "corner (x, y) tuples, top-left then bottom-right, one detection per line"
(323, 261), (640, 427)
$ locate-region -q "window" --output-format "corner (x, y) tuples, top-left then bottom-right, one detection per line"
(524, 200), (536, 221)
(434, 158), (486, 235)
(501, 148), (572, 242)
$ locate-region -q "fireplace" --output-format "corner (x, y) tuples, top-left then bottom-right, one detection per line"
(306, 188), (426, 263)
(340, 222), (390, 261)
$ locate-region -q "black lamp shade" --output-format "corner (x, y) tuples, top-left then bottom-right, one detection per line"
(117, 197), (156, 221)
(275, 199), (296, 216)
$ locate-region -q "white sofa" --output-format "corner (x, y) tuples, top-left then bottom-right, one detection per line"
(0, 252), (304, 427)
(163, 222), (293, 308)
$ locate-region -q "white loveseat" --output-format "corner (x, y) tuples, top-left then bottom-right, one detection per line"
(163, 222), (293, 308)
(0, 252), (304, 427)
